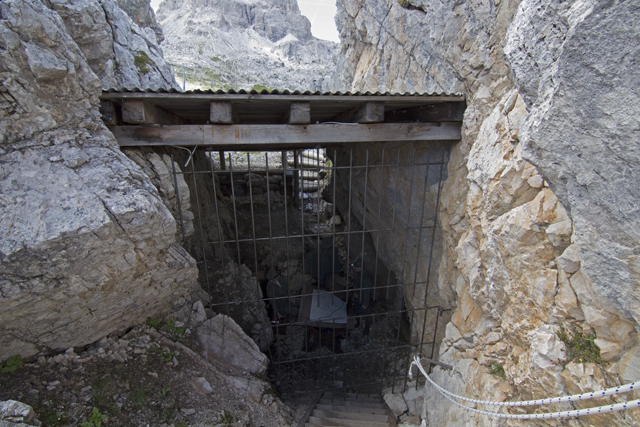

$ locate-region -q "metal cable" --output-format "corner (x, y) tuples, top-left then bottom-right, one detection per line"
(410, 356), (640, 419)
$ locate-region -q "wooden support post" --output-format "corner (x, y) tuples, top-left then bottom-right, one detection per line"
(99, 100), (118, 125)
(219, 150), (226, 170)
(353, 102), (385, 123)
(210, 101), (234, 124)
(121, 100), (183, 125)
(284, 101), (311, 124)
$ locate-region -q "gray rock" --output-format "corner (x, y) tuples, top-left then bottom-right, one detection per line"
(0, 400), (34, 424)
(192, 376), (213, 394)
(188, 300), (207, 328)
(116, 0), (164, 43)
(505, 0), (640, 327)
(49, 0), (178, 90)
(196, 314), (268, 376)
(0, 0), (197, 361)
(383, 392), (408, 417)
(209, 262), (273, 352)
(156, 0), (338, 91)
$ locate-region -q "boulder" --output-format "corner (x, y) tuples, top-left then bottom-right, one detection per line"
(0, 0), (196, 361)
(196, 314), (268, 376)
(383, 391), (407, 417)
(0, 400), (34, 424)
(209, 262), (273, 352)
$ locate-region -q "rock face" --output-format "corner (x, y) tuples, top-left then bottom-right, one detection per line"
(210, 262), (274, 352)
(49, 0), (178, 89)
(331, 0), (640, 425)
(116, 0), (165, 43)
(0, 0), (196, 362)
(506, 0), (640, 336)
(156, 0), (338, 91)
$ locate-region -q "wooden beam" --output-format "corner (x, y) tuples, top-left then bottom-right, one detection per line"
(284, 101), (310, 124)
(121, 100), (183, 125)
(384, 101), (466, 122)
(210, 101), (234, 124)
(353, 102), (384, 123)
(99, 100), (118, 125)
(109, 123), (461, 148)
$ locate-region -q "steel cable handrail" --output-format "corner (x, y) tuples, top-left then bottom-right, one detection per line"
(410, 356), (640, 419)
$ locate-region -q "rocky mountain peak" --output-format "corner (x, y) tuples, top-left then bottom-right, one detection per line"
(156, 0), (337, 91)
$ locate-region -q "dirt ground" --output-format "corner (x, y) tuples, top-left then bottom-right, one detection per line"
(0, 323), (294, 427)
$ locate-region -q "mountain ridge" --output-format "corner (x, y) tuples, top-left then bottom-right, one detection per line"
(156, 0), (338, 91)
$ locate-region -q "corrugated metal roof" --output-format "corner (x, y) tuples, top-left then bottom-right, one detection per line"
(101, 88), (466, 126)
(103, 87), (465, 98)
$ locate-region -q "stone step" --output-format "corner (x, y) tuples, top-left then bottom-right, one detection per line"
(318, 399), (384, 409)
(312, 409), (392, 423)
(314, 404), (388, 415)
(306, 416), (391, 427)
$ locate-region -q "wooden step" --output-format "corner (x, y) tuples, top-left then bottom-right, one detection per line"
(314, 404), (387, 415)
(307, 416), (391, 427)
(318, 399), (384, 409)
(288, 159), (327, 168)
(301, 150), (325, 161)
(322, 392), (383, 403)
(312, 409), (392, 423)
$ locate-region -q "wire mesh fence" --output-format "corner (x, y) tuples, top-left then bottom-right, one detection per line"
(169, 143), (449, 397)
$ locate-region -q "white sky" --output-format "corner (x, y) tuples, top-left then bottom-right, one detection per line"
(149, 0), (340, 43)
(298, 0), (339, 42)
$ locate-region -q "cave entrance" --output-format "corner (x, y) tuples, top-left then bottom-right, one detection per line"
(166, 144), (450, 398)
(101, 88), (465, 397)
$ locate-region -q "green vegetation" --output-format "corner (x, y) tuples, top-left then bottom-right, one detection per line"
(131, 387), (146, 406)
(162, 318), (187, 337)
(1, 354), (23, 373)
(211, 55), (222, 62)
(161, 349), (175, 363)
(489, 363), (506, 380)
(146, 316), (162, 328)
(159, 386), (172, 396)
(221, 410), (234, 426)
(80, 407), (108, 427)
(251, 84), (272, 92)
(557, 326), (602, 364)
(39, 409), (63, 427)
(133, 50), (152, 74)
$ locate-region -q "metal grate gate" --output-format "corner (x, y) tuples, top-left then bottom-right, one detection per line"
(169, 142), (449, 398)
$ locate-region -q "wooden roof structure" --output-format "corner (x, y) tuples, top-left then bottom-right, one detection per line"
(100, 89), (466, 150)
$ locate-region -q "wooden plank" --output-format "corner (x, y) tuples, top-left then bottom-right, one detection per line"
(121, 100), (183, 125)
(210, 101), (234, 124)
(109, 123), (461, 147)
(384, 101), (466, 122)
(353, 102), (385, 123)
(285, 101), (311, 124)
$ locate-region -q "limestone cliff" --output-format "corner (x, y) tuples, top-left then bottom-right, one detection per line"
(116, 0), (165, 43)
(330, 0), (640, 425)
(49, 0), (178, 89)
(156, 0), (338, 91)
(0, 0), (194, 361)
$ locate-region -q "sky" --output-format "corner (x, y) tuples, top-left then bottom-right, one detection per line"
(297, 0), (340, 42)
(149, 0), (340, 43)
